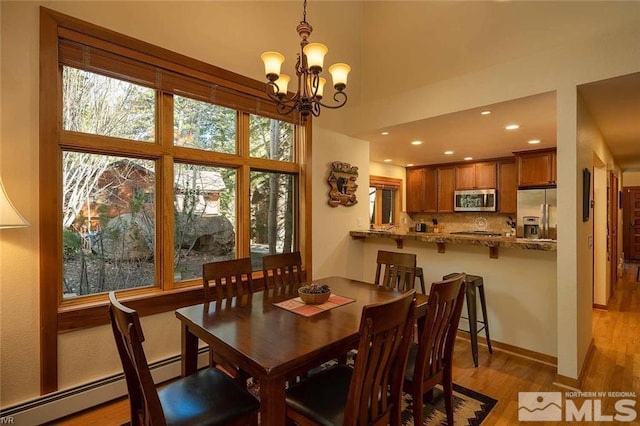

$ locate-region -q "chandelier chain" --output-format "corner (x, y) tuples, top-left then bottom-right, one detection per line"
(302, 0), (307, 23)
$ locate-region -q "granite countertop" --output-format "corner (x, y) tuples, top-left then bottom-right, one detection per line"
(349, 229), (557, 253)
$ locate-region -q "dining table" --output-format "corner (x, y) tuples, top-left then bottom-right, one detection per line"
(175, 275), (429, 426)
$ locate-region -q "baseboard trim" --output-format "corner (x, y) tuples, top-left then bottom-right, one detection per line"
(593, 303), (608, 310)
(0, 349), (209, 425)
(552, 338), (595, 391)
(455, 332), (557, 366)
(554, 374), (580, 390)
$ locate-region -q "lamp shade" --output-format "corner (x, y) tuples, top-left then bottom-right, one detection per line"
(275, 74), (291, 95)
(261, 51), (285, 80)
(0, 177), (28, 229)
(328, 63), (351, 91)
(302, 43), (328, 72)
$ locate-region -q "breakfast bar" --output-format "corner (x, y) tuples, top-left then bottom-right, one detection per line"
(350, 230), (556, 258)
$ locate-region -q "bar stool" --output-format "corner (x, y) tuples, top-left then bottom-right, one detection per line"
(443, 273), (492, 367)
(415, 266), (426, 294)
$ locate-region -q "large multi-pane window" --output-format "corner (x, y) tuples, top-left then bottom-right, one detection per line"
(41, 8), (308, 394)
(58, 65), (300, 298)
(44, 9), (306, 310)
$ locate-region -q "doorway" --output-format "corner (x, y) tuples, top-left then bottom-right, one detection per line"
(622, 186), (640, 262)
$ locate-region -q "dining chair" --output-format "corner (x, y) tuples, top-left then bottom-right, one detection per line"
(262, 251), (303, 295)
(374, 250), (417, 292)
(285, 289), (416, 426)
(403, 273), (466, 426)
(202, 257), (254, 385)
(108, 292), (260, 426)
(203, 257), (254, 302)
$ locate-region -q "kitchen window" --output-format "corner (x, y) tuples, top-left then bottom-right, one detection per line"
(369, 176), (402, 227)
(40, 8), (311, 392)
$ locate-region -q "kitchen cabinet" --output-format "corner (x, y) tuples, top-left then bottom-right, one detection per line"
(437, 166), (455, 212)
(498, 159), (517, 213)
(455, 161), (497, 190)
(515, 148), (556, 187)
(406, 167), (437, 213)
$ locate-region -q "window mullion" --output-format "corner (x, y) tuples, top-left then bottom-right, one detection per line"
(159, 92), (174, 289)
(236, 112), (251, 259)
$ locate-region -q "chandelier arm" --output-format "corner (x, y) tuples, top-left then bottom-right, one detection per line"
(317, 91), (348, 110)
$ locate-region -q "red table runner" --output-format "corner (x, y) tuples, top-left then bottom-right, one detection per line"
(273, 294), (355, 317)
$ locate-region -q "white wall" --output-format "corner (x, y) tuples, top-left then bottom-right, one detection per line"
(623, 171), (640, 187)
(311, 126), (370, 280)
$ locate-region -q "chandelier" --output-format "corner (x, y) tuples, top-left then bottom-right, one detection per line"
(260, 0), (351, 122)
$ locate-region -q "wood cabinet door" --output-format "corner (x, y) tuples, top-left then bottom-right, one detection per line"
(455, 164), (476, 190)
(517, 150), (556, 187)
(498, 160), (517, 213)
(406, 168), (425, 212)
(437, 166), (455, 212)
(423, 167), (438, 212)
(476, 162), (497, 189)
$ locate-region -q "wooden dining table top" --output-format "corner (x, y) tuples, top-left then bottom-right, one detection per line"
(175, 275), (428, 426)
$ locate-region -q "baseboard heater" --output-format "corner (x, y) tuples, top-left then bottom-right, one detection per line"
(0, 349), (209, 425)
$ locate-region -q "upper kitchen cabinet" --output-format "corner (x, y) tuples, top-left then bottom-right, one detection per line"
(455, 161), (497, 190)
(406, 167), (437, 213)
(437, 166), (455, 212)
(515, 148), (557, 187)
(498, 159), (517, 213)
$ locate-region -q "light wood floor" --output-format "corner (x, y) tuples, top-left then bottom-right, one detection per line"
(54, 264), (640, 425)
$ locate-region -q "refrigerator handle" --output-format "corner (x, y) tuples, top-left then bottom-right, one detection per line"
(541, 204), (549, 238)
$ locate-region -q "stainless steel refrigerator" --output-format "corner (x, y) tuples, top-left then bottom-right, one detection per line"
(516, 188), (557, 239)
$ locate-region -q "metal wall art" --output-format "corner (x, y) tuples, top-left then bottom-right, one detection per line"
(327, 161), (358, 207)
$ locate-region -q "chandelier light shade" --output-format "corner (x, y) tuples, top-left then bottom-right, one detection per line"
(0, 177), (29, 229)
(260, 0), (351, 121)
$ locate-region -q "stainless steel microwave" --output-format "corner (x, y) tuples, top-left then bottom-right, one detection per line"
(454, 189), (497, 212)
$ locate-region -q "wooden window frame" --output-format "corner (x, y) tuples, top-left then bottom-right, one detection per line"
(39, 7), (313, 394)
(369, 176), (402, 226)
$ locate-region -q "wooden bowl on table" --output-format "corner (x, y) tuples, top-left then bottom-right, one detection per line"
(298, 284), (331, 305)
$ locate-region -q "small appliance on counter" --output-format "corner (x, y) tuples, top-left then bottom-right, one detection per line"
(523, 216), (540, 239)
(415, 222), (427, 232)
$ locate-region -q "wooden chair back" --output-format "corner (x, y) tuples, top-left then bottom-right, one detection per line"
(344, 290), (416, 426)
(202, 258), (253, 302)
(374, 250), (417, 292)
(405, 273), (466, 426)
(262, 251), (303, 295)
(108, 291), (165, 425)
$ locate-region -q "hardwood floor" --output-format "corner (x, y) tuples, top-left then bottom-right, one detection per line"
(53, 264), (640, 425)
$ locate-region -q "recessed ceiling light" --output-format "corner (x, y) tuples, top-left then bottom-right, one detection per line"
(406, 163), (414, 167)
(505, 124), (520, 130)
(383, 159), (392, 163)
(464, 157), (473, 161)
(411, 140), (423, 145)
(381, 131), (389, 136)
(444, 150), (454, 155)
(480, 111), (491, 116)
(528, 139), (541, 144)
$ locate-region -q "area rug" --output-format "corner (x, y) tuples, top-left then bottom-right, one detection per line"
(400, 383), (497, 426)
(248, 365), (497, 425)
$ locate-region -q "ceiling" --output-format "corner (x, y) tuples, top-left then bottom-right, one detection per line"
(339, 2), (640, 171)
(359, 75), (640, 171)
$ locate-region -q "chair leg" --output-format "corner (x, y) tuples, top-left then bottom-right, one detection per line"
(443, 370), (455, 425)
(478, 284), (493, 354)
(412, 386), (424, 426)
